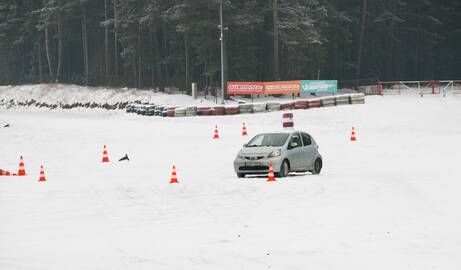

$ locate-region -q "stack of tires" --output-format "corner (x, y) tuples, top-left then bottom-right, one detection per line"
(165, 107), (176, 117)
(155, 105), (164, 116)
(266, 102), (281, 112)
(145, 105), (156, 116)
(197, 106), (212, 116)
(321, 96), (336, 107)
(252, 103), (266, 113)
(294, 100), (308, 110)
(185, 106), (198, 117)
(280, 101), (295, 111)
(225, 106), (239, 115)
(211, 106), (225, 116)
(238, 104), (253, 114)
(282, 112), (294, 128)
(349, 93), (365, 104)
(125, 104), (136, 113)
(307, 99), (321, 108)
(335, 95), (350, 106)
(174, 107), (187, 117)
(135, 105), (147, 115)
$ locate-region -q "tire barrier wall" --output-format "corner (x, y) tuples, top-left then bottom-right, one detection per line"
(1, 99), (132, 110)
(125, 93), (365, 117)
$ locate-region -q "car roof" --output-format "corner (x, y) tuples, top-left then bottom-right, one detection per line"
(259, 130), (307, 135)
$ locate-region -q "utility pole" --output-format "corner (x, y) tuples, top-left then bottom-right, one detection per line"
(219, 1), (227, 104)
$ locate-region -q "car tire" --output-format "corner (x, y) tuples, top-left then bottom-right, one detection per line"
(276, 160), (290, 178)
(312, 158), (322, 175)
(237, 173), (246, 178)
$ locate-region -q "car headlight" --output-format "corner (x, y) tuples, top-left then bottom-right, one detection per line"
(268, 149), (281, 158)
(237, 153), (245, 159)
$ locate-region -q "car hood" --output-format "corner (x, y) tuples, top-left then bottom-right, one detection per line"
(239, 146), (281, 155)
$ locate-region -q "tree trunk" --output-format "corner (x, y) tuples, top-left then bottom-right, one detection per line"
(81, 3), (89, 86)
(113, 0), (119, 85)
(56, 15), (63, 83)
(133, 64), (137, 88)
(37, 42), (43, 83)
(355, 0), (367, 90)
(272, 0), (279, 81)
(184, 32), (190, 94)
(415, 7), (422, 80)
(153, 28), (163, 91)
(138, 22), (142, 88)
(44, 26), (54, 81)
(104, 0), (110, 86)
(163, 24), (169, 89)
(149, 29), (155, 89)
(386, 0), (396, 81)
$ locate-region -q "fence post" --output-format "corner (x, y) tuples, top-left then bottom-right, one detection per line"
(377, 81), (382, 96)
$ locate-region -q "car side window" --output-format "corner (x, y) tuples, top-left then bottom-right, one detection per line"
(289, 133), (302, 149)
(301, 133), (312, 146)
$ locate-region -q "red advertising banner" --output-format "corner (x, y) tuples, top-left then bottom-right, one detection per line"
(263, 80), (300, 94)
(227, 82), (264, 95)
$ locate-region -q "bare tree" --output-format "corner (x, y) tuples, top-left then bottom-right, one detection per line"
(355, 0), (367, 90)
(272, 0), (279, 81)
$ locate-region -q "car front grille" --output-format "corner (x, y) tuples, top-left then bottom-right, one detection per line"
(239, 166), (269, 171)
(244, 156), (265, 160)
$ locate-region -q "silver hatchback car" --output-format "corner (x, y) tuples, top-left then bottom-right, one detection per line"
(233, 130), (322, 178)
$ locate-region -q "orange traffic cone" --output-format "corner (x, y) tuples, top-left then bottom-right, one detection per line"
(101, 145), (110, 162)
(170, 165), (179, 184)
(213, 125), (219, 139)
(242, 123), (248, 136)
(17, 155), (26, 176)
(350, 127), (357, 141)
(38, 165), (46, 182)
(267, 162), (276, 182)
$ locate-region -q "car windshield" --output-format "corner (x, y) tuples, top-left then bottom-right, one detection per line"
(246, 133), (289, 147)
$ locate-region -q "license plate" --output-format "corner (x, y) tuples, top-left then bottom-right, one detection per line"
(245, 162), (261, 167)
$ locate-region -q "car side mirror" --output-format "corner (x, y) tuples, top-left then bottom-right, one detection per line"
(289, 142), (298, 148)
(243, 143), (247, 147)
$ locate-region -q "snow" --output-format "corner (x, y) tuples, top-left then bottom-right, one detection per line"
(0, 84), (221, 107)
(1, 94), (461, 269)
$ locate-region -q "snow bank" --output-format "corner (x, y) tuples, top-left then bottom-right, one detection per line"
(0, 84), (219, 110)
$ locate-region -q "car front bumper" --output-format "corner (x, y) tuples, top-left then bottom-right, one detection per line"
(233, 156), (284, 174)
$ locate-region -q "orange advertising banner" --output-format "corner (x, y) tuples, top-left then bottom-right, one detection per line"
(227, 82), (265, 95)
(263, 80), (300, 94)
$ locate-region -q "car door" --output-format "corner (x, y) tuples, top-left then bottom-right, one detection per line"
(300, 132), (315, 170)
(287, 133), (304, 170)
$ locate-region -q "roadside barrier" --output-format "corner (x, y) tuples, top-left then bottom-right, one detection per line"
(321, 96), (335, 107)
(266, 102), (281, 112)
(238, 104), (253, 114)
(294, 100), (308, 110)
(125, 93), (366, 118)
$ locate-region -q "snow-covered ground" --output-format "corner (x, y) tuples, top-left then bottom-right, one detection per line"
(1, 94), (461, 269)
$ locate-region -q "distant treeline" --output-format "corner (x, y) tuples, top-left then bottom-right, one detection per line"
(0, 0), (460, 93)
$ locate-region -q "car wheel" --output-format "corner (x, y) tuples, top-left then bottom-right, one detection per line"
(276, 160), (290, 178)
(237, 173), (246, 178)
(312, 158), (322, 175)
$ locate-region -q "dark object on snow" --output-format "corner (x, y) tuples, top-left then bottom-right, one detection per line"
(119, 154), (129, 161)
(4, 124), (10, 128)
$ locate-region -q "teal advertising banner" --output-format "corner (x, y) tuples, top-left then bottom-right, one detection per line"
(300, 80), (337, 94)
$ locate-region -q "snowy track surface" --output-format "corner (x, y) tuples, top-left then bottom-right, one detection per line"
(1, 95), (461, 269)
